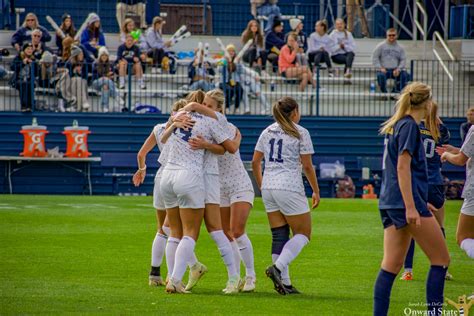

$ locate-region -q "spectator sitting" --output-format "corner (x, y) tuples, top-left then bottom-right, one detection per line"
(219, 45), (244, 114)
(140, 17), (173, 73)
(10, 43), (38, 112)
(66, 45), (91, 111)
(80, 13), (106, 58)
(329, 18), (356, 79)
(279, 32), (315, 92)
(92, 47), (124, 112)
(120, 18), (142, 44)
(372, 28), (409, 93)
(461, 107), (474, 142)
(117, 34), (146, 90)
(285, 18), (308, 66)
(56, 14), (77, 56)
(116, 0), (147, 30)
(241, 19), (267, 75)
(265, 19), (285, 73)
(256, 0), (282, 32)
(11, 13), (51, 52)
(187, 48), (215, 92)
(308, 20), (335, 77)
(60, 37), (94, 78)
(37, 51), (59, 89)
(0, 65), (6, 80)
(31, 29), (53, 60)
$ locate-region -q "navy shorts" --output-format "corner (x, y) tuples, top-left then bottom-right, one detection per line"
(428, 184), (445, 210)
(380, 208), (432, 230)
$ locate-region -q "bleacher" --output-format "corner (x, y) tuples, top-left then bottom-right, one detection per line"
(0, 112), (466, 197)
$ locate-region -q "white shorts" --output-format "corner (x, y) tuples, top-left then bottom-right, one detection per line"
(220, 190), (255, 208)
(461, 198), (474, 216)
(153, 175), (166, 210)
(160, 168), (205, 209)
(262, 189), (309, 216)
(204, 173), (220, 205)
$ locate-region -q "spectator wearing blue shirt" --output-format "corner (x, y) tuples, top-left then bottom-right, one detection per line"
(374, 82), (450, 316)
(10, 43), (39, 112)
(80, 13), (106, 59)
(117, 34), (145, 90)
(265, 19), (285, 73)
(11, 13), (51, 52)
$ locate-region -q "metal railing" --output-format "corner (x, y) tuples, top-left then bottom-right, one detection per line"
(432, 31), (455, 82)
(413, 0), (428, 59)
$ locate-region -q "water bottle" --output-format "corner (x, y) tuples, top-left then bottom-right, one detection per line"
(270, 80), (275, 92)
(72, 120), (79, 128)
(31, 117), (38, 127)
(369, 82), (376, 93)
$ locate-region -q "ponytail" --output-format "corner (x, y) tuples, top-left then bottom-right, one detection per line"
(185, 90), (205, 104)
(272, 97), (300, 139)
(425, 101), (440, 142)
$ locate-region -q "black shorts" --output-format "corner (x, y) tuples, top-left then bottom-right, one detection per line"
(428, 184), (445, 209)
(380, 208), (432, 230)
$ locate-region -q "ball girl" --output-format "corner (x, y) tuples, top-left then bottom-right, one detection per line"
(374, 82), (450, 315)
(252, 96), (320, 295)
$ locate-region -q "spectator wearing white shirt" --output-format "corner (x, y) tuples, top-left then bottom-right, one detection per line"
(329, 19), (356, 78)
(307, 20), (335, 77)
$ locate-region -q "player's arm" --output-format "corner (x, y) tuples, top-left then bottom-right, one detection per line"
(133, 131), (156, 186)
(441, 151), (469, 166)
(182, 102), (218, 119)
(301, 154), (320, 209)
(161, 114), (195, 144)
(397, 151), (420, 227)
(188, 136), (226, 155)
(252, 150), (264, 189)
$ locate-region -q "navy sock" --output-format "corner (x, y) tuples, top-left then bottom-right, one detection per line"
(441, 227), (446, 239)
(426, 265), (447, 314)
(271, 224), (290, 256)
(404, 239), (415, 270)
(373, 269), (397, 316)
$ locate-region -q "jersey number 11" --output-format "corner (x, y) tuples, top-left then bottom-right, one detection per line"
(269, 138), (284, 163)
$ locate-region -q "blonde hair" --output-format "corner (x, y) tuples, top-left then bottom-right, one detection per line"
(172, 99), (188, 112)
(205, 89), (225, 114)
(425, 100), (440, 142)
(121, 18), (135, 35)
(380, 82), (432, 135)
(335, 18), (348, 39)
(22, 13), (38, 28)
(186, 90), (205, 104)
(272, 97), (300, 139)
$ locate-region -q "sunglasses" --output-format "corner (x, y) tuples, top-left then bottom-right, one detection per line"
(26, 19), (35, 22)
(33, 35), (41, 37)
(388, 34), (396, 37)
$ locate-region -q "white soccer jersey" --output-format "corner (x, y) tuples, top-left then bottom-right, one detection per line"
(163, 112), (230, 176)
(152, 123), (167, 178)
(203, 112), (233, 175)
(218, 122), (254, 194)
(461, 126), (474, 200)
(255, 122), (314, 193)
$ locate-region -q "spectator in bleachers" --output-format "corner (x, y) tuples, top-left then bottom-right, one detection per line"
(220, 44), (244, 114)
(346, 0), (369, 38)
(0, 0), (13, 30)
(0, 65), (6, 80)
(329, 18), (356, 79)
(372, 28), (409, 93)
(92, 47), (124, 112)
(31, 29), (52, 60)
(116, 0), (146, 30)
(254, 0), (281, 32)
(56, 14), (77, 56)
(11, 13), (51, 52)
(187, 48), (215, 92)
(308, 20), (335, 77)
(286, 18), (308, 66)
(140, 17), (173, 74)
(38, 51), (58, 89)
(279, 32), (315, 92)
(10, 43), (38, 112)
(66, 45), (91, 111)
(117, 34), (146, 90)
(241, 19), (267, 75)
(460, 107), (474, 142)
(265, 19), (285, 73)
(80, 13), (106, 59)
(120, 18), (141, 44)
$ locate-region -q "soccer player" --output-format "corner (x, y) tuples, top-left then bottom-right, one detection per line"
(439, 126), (474, 259)
(400, 101), (453, 281)
(374, 82), (450, 315)
(252, 96), (320, 295)
(184, 89), (257, 293)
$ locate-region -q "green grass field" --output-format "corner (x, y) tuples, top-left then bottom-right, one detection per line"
(0, 195), (472, 315)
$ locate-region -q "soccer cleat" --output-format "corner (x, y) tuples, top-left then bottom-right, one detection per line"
(265, 265), (288, 295)
(185, 262), (208, 291)
(400, 271), (413, 281)
(242, 276), (256, 292)
(222, 276), (240, 294)
(149, 275), (165, 286)
(445, 271), (453, 281)
(166, 279), (190, 294)
(283, 284), (301, 294)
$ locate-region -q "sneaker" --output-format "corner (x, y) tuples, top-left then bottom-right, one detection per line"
(222, 276), (240, 294)
(328, 70), (334, 78)
(242, 276), (256, 292)
(82, 102), (91, 111)
(149, 275), (165, 286)
(58, 101), (66, 113)
(119, 83), (125, 90)
(445, 271), (453, 281)
(344, 69), (352, 79)
(103, 107), (109, 113)
(117, 96), (125, 106)
(265, 265), (288, 295)
(185, 262), (208, 291)
(400, 271), (413, 281)
(283, 284), (301, 294)
(139, 82), (146, 90)
(166, 279), (191, 294)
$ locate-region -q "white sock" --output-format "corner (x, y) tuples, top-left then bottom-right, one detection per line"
(230, 241), (241, 277)
(138, 78), (144, 85)
(188, 251), (198, 267)
(236, 234), (255, 278)
(211, 230), (238, 278)
(161, 225), (171, 237)
(460, 238), (474, 259)
(275, 234), (309, 272)
(171, 236), (196, 282)
(119, 77), (125, 86)
(151, 232), (167, 267)
(272, 254), (291, 286)
(165, 237), (180, 278)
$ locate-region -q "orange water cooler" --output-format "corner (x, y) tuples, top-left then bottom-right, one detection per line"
(20, 119), (49, 157)
(62, 121), (91, 158)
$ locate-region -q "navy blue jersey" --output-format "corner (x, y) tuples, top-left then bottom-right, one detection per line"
(419, 122), (450, 185)
(379, 115), (429, 213)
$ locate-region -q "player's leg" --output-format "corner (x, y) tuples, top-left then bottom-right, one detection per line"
(165, 207), (182, 285)
(457, 200), (474, 259)
(400, 239), (415, 281)
(149, 209), (167, 286)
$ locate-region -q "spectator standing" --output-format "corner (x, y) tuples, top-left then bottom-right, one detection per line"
(346, 0), (369, 37)
(116, 0), (147, 30)
(256, 0), (282, 32)
(11, 13), (51, 51)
